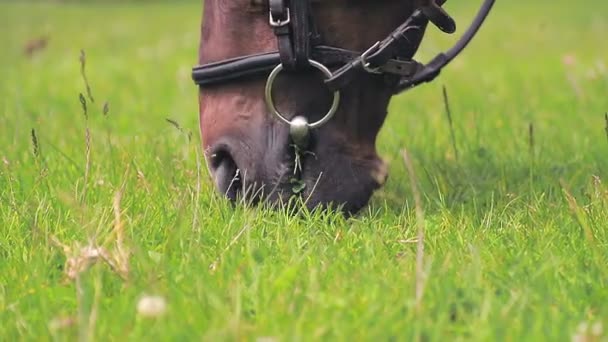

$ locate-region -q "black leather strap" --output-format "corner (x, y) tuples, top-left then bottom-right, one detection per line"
(192, 46), (421, 87)
(396, 0), (496, 92)
(192, 0), (496, 97)
(291, 0), (311, 68)
(324, 0), (455, 92)
(365, 10), (429, 68)
(270, 0), (295, 68)
(324, 9), (430, 92)
(421, 0), (456, 34)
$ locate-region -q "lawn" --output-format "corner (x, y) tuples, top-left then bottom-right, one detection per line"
(1, 0), (607, 340)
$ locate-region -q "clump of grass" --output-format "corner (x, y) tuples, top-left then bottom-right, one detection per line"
(48, 182), (131, 339)
(402, 149), (426, 311)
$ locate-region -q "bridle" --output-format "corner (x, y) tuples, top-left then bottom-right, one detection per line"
(192, 0), (495, 150)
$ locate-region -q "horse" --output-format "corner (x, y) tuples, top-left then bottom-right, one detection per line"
(192, 0), (494, 214)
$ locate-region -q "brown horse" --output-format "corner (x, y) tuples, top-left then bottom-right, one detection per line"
(193, 0), (493, 214)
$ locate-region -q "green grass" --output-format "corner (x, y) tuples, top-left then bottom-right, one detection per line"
(1, 1), (607, 340)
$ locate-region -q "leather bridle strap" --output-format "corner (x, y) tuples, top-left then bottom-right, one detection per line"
(396, 0), (496, 91)
(291, 0), (312, 68)
(323, 0), (457, 92)
(192, 0), (496, 95)
(269, 0), (294, 68)
(323, 8), (433, 92)
(192, 46), (421, 86)
(325, 0), (495, 93)
(269, 0), (312, 69)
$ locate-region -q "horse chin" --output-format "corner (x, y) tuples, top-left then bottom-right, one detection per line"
(295, 149), (387, 215)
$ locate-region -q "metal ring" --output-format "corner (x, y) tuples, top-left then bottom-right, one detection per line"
(264, 59), (341, 130)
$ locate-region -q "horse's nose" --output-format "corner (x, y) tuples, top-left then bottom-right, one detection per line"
(208, 145), (242, 201)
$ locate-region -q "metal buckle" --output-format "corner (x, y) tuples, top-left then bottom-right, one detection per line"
(360, 41), (382, 74)
(269, 7), (291, 27)
(265, 59), (341, 130)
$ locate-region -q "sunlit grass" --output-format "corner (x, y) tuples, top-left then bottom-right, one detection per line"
(0, 1), (607, 340)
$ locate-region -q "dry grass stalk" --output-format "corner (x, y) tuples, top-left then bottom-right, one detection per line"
(166, 118), (182, 132)
(604, 113), (608, 145)
(83, 127), (91, 202)
(304, 171), (324, 206)
(559, 179), (602, 269)
(30, 128), (48, 179)
(398, 237), (420, 244)
(79, 50), (95, 103)
(78, 93), (91, 204)
(79, 93), (88, 119)
(87, 268), (103, 342)
(109, 182), (130, 279)
(166, 118), (192, 142)
(209, 224), (252, 272)
(75, 273), (86, 342)
(50, 236), (110, 282)
(31, 128), (40, 158)
(401, 149), (426, 310)
(192, 146), (202, 235)
(50, 171), (131, 282)
(102, 101), (109, 116)
(442, 85), (459, 161)
(47, 179), (132, 339)
(529, 123), (535, 158)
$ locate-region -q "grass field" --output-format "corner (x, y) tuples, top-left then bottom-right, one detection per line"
(1, 1), (607, 340)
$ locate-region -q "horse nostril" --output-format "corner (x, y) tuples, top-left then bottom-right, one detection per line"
(210, 149), (242, 201)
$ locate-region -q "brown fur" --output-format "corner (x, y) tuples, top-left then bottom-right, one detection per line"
(198, 0), (426, 214)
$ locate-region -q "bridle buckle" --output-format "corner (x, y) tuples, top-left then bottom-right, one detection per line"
(269, 7), (291, 27)
(360, 41), (382, 74)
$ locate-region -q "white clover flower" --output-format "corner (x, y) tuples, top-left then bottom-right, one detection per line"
(137, 295), (167, 318)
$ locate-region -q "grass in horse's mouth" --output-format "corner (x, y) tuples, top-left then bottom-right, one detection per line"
(225, 168), (242, 202)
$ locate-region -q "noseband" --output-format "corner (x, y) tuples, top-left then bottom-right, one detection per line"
(192, 0), (495, 150)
